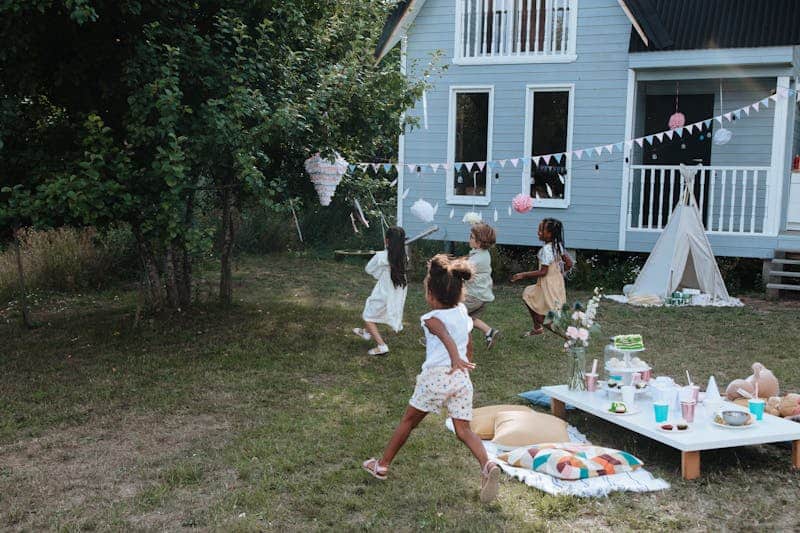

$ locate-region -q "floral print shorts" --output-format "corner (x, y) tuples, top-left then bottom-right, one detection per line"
(409, 367), (473, 420)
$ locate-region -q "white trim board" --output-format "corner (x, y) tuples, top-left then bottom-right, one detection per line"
(446, 85), (495, 206)
(522, 83), (575, 209)
(619, 69), (637, 250)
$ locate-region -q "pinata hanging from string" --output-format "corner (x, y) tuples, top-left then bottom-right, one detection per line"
(304, 152), (348, 206)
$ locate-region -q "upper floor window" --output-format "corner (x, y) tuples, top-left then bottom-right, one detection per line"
(455, 0), (577, 65)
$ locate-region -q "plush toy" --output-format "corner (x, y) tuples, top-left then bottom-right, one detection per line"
(725, 362), (779, 400)
(779, 393), (800, 418)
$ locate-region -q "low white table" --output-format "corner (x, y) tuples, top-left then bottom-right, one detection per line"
(542, 385), (800, 480)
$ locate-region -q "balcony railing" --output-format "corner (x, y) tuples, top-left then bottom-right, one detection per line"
(455, 0), (577, 63)
(627, 165), (772, 235)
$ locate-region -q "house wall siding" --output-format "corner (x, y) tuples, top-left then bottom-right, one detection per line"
(401, 0), (631, 250)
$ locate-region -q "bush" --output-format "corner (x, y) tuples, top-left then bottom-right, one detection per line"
(567, 251), (646, 292)
(235, 208), (298, 255)
(0, 226), (137, 302)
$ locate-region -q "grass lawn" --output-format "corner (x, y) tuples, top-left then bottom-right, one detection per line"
(2, 253), (799, 531)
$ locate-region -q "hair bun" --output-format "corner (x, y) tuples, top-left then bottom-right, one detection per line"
(448, 258), (474, 282)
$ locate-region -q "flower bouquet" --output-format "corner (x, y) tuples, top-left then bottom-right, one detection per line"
(544, 288), (603, 390)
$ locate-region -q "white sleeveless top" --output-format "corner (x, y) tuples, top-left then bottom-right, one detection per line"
(419, 303), (473, 369)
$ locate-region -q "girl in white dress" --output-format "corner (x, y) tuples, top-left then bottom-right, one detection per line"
(353, 227), (408, 355)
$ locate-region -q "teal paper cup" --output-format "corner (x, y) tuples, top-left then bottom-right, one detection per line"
(748, 399), (765, 421)
(653, 402), (669, 423)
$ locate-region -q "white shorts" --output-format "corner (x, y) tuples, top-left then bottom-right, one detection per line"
(409, 367), (473, 420)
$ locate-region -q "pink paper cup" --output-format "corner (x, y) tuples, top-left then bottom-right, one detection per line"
(680, 400), (697, 423)
(585, 373), (598, 392)
(691, 385), (700, 402)
(640, 369), (652, 381)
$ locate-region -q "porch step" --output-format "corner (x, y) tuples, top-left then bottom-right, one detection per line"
(772, 258), (800, 266)
(766, 283), (800, 291)
(769, 270), (800, 278)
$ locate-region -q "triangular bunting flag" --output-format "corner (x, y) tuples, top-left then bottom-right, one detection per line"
(675, 128), (683, 138)
(769, 93), (779, 102)
(574, 149), (583, 159)
(635, 138), (644, 147)
(477, 161), (486, 171)
(644, 135), (654, 145)
(654, 132), (664, 142)
(347, 164), (356, 173)
(430, 163), (440, 173)
(684, 124), (694, 134)
(723, 112), (733, 121)
(614, 142), (624, 152)
(594, 146), (603, 156)
(665, 130), (674, 140)
(406, 163), (415, 172)
(370, 163), (381, 172)
(704, 119), (712, 128)
(532, 156), (541, 166)
(510, 158), (519, 168)
(442, 163), (452, 170)
(358, 163), (369, 172)
(752, 102), (760, 112)
(499, 159), (507, 168)
(715, 116), (724, 125)
(761, 98), (770, 107)
(742, 106), (750, 116)
(382, 163), (393, 173)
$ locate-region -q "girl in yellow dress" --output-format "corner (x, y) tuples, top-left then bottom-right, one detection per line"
(511, 218), (573, 336)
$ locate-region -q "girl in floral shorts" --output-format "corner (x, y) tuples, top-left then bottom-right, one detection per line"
(362, 254), (500, 503)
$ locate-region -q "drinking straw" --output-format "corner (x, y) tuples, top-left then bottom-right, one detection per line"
(686, 370), (693, 386)
(755, 382), (759, 399)
(591, 359), (598, 375)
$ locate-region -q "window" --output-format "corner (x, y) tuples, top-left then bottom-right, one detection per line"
(454, 0), (578, 65)
(523, 85), (573, 208)
(447, 87), (494, 205)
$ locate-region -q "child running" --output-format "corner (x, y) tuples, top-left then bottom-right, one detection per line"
(510, 218), (573, 336)
(353, 227), (408, 355)
(465, 223), (500, 349)
(362, 254), (501, 503)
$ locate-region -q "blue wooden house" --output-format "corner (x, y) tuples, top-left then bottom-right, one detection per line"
(376, 0), (800, 271)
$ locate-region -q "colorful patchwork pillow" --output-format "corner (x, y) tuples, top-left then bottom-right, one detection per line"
(497, 443), (644, 480)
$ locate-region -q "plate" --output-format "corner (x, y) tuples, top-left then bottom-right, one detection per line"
(605, 403), (640, 416)
(711, 418), (756, 430)
(657, 423), (693, 434)
(605, 384), (649, 396)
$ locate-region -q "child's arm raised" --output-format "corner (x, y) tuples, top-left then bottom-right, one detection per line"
(510, 265), (548, 283)
(424, 317), (476, 374)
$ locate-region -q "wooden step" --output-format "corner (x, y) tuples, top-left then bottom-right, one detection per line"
(769, 271), (800, 278)
(766, 283), (800, 291)
(772, 258), (800, 266)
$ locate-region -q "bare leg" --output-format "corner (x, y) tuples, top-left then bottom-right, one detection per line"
(379, 406), (428, 467)
(472, 317), (491, 335)
(364, 321), (386, 347)
(452, 419), (489, 469)
(523, 302), (543, 332)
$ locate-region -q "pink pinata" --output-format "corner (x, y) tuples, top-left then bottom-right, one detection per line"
(668, 112), (686, 130)
(511, 193), (534, 213)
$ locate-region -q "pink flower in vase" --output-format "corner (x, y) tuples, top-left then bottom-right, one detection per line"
(577, 328), (589, 341)
(566, 326), (579, 339)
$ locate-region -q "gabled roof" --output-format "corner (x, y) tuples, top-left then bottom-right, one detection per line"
(374, 0), (427, 61)
(626, 0), (800, 52)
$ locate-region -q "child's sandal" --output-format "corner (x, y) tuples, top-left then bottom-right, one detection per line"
(480, 461), (501, 503)
(367, 344), (389, 356)
(362, 458), (388, 480)
(352, 327), (372, 341)
(521, 328), (544, 337)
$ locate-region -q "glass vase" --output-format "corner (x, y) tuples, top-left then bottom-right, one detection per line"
(568, 346), (587, 391)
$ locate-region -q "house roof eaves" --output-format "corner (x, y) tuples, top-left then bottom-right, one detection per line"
(618, 0), (674, 50)
(374, 0), (427, 62)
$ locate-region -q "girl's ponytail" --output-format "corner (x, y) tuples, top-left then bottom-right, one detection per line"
(385, 227), (407, 288)
(425, 254), (475, 307)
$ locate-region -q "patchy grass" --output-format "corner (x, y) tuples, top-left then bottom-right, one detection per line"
(1, 253), (800, 531)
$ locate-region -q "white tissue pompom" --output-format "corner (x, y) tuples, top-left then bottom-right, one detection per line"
(410, 199), (436, 223)
(462, 211), (483, 225)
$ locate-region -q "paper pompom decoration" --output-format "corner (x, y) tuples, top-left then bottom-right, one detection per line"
(410, 199), (436, 223)
(668, 112), (686, 129)
(712, 128), (732, 145)
(304, 152), (348, 206)
(462, 211), (483, 225)
(511, 193), (534, 213)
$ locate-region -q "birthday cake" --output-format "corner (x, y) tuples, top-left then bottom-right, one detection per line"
(613, 334), (644, 351)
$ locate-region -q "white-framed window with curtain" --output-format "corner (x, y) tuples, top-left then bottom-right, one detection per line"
(447, 86), (494, 205)
(522, 84), (574, 208)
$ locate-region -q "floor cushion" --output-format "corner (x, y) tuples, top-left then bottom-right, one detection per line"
(470, 405), (532, 439)
(498, 443), (644, 480)
(491, 410), (569, 449)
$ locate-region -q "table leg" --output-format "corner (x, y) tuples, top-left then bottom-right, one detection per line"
(550, 398), (566, 419)
(681, 451), (700, 480)
(793, 441), (800, 469)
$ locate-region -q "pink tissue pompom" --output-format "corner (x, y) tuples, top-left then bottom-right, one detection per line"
(668, 112), (686, 130)
(511, 193), (534, 213)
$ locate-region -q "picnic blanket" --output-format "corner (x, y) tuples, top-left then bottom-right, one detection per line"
(445, 419), (669, 497)
(605, 294), (743, 308)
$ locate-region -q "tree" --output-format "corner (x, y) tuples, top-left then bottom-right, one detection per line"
(1, 1), (437, 308)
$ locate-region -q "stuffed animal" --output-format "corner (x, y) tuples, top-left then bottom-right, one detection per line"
(725, 362), (779, 400)
(779, 393), (800, 417)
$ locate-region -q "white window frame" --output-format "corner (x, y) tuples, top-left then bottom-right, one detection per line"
(453, 0), (578, 66)
(522, 83), (574, 209)
(447, 85), (495, 206)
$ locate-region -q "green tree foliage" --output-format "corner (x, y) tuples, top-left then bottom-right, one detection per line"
(1, 0), (437, 307)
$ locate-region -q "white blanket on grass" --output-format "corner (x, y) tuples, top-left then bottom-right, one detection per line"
(605, 294), (743, 308)
(445, 419), (670, 497)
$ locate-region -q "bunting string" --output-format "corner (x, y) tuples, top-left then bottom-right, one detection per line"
(344, 87), (799, 178)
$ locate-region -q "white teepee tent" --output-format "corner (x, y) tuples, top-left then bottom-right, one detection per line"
(628, 165), (734, 304)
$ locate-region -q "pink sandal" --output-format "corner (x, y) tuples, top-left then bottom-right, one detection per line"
(362, 458), (388, 480)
